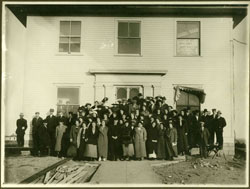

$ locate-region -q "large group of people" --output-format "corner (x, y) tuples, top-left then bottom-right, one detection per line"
(16, 94), (226, 160)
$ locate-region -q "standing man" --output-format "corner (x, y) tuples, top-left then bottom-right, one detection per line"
(208, 108), (217, 145)
(46, 109), (58, 156)
(31, 112), (43, 156)
(16, 113), (28, 147)
(215, 111), (226, 149)
(57, 111), (67, 125)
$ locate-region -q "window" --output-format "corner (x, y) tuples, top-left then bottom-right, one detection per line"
(59, 21), (81, 53)
(118, 21), (141, 54)
(57, 87), (80, 115)
(176, 21), (200, 56)
(176, 90), (200, 112)
(116, 86), (142, 100)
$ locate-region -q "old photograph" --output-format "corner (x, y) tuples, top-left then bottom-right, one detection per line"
(1, 0), (249, 187)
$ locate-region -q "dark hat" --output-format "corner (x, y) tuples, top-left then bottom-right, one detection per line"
(162, 96), (166, 100)
(138, 93), (143, 97)
(212, 108), (216, 111)
(203, 109), (208, 113)
(35, 112), (39, 114)
(186, 106), (191, 110)
(49, 109), (54, 112)
(172, 110), (178, 114)
(102, 97), (109, 102)
(85, 103), (91, 106)
(217, 110), (222, 114)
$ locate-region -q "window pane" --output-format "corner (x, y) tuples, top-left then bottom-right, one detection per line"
(129, 88), (139, 99)
(118, 38), (141, 54)
(59, 37), (69, 43)
(71, 21), (81, 35)
(176, 39), (199, 56)
(188, 94), (200, 106)
(129, 23), (140, 37)
(70, 37), (81, 43)
(118, 22), (129, 37)
(59, 43), (69, 52)
(177, 21), (200, 38)
(70, 43), (80, 52)
(176, 91), (188, 105)
(57, 88), (79, 105)
(117, 88), (127, 99)
(60, 21), (70, 35)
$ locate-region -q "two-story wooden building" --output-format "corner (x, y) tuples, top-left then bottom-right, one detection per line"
(3, 3), (248, 155)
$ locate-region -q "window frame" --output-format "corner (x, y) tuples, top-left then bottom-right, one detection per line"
(58, 20), (83, 55)
(175, 20), (202, 57)
(115, 85), (143, 100)
(115, 19), (142, 56)
(176, 90), (201, 112)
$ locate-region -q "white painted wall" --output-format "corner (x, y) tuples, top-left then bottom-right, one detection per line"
(5, 14), (238, 146)
(233, 16), (249, 141)
(4, 7), (26, 138)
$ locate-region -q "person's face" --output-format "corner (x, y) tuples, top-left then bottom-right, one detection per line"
(122, 114), (126, 119)
(181, 111), (184, 116)
(59, 122), (63, 126)
(20, 114), (24, 119)
(138, 123), (142, 127)
(160, 124), (164, 129)
(152, 122), (156, 127)
(142, 106), (146, 111)
(212, 110), (216, 115)
(217, 113), (221, 117)
(120, 109), (124, 114)
(76, 121), (80, 126)
(93, 113), (97, 118)
(92, 122), (96, 127)
(79, 118), (83, 123)
(164, 109), (168, 114)
(81, 111), (86, 116)
(113, 113), (117, 117)
(87, 105), (91, 109)
(83, 123), (87, 128)
(164, 115), (167, 119)
(136, 110), (139, 115)
(125, 122), (129, 127)
(169, 123), (173, 128)
(69, 113), (72, 118)
(35, 113), (39, 118)
(50, 111), (53, 115)
(156, 119), (160, 123)
(95, 101), (98, 106)
(114, 120), (118, 125)
(157, 110), (161, 114)
(59, 112), (63, 116)
(101, 120), (106, 126)
(104, 114), (108, 119)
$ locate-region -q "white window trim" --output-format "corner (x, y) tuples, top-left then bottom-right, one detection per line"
(114, 18), (143, 57)
(174, 18), (203, 57)
(53, 83), (84, 112)
(55, 18), (84, 56)
(114, 85), (143, 100)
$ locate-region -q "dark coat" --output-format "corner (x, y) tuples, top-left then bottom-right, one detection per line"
(16, 118), (28, 135)
(46, 115), (58, 133)
(57, 115), (67, 125)
(165, 127), (178, 157)
(215, 117), (226, 131)
(86, 127), (99, 145)
(176, 119), (189, 153)
(199, 127), (210, 146)
(38, 124), (50, 147)
(70, 125), (80, 146)
(147, 125), (158, 154)
(121, 125), (133, 145)
(32, 117), (43, 134)
(157, 127), (166, 159)
(108, 124), (122, 156)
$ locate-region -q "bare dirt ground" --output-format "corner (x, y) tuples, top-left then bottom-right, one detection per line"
(4, 155), (61, 184)
(152, 155), (246, 185)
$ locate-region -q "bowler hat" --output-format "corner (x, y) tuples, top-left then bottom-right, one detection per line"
(49, 108), (54, 112)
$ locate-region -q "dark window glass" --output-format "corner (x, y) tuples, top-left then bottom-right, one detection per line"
(118, 38), (141, 54)
(129, 88), (139, 99)
(117, 88), (127, 99)
(57, 88), (79, 105)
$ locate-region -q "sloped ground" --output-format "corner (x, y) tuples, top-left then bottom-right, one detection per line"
(4, 155), (61, 184)
(152, 155), (246, 185)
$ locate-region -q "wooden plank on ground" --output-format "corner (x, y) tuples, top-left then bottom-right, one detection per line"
(19, 158), (70, 184)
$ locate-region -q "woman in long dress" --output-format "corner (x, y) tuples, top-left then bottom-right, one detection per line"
(165, 119), (178, 160)
(134, 122), (147, 160)
(55, 121), (67, 157)
(77, 122), (87, 160)
(157, 123), (166, 160)
(97, 120), (109, 161)
(177, 114), (189, 156)
(121, 121), (134, 160)
(84, 122), (99, 161)
(147, 121), (158, 159)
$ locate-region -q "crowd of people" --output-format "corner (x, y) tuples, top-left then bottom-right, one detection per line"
(16, 94), (227, 161)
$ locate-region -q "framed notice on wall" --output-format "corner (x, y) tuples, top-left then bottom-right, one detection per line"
(176, 38), (199, 56)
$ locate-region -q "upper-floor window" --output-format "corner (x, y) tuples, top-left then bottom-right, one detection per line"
(118, 21), (141, 54)
(176, 21), (200, 56)
(59, 21), (81, 53)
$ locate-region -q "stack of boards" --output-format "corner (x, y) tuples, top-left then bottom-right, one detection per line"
(29, 161), (99, 184)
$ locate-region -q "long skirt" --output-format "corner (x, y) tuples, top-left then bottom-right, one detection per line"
(122, 144), (134, 157)
(84, 144), (97, 158)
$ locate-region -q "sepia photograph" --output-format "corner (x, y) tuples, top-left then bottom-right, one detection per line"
(1, 0), (249, 187)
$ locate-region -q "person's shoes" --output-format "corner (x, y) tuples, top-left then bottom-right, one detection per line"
(98, 157), (102, 161)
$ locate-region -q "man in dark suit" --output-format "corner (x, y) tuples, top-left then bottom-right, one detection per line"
(191, 110), (200, 147)
(16, 113), (28, 147)
(31, 112), (43, 156)
(208, 108), (217, 145)
(199, 121), (210, 158)
(46, 109), (58, 156)
(215, 111), (227, 149)
(57, 111), (67, 125)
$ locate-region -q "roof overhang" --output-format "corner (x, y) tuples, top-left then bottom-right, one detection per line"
(89, 69), (167, 76)
(6, 4), (248, 28)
